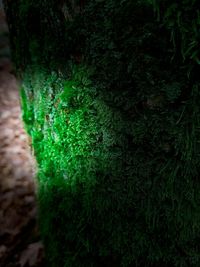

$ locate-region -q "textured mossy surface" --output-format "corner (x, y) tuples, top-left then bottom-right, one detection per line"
(9, 0), (200, 266)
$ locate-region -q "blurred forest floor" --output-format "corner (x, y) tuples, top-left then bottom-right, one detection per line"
(0, 8), (44, 267)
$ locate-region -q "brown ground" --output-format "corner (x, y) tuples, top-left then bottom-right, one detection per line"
(0, 9), (44, 267)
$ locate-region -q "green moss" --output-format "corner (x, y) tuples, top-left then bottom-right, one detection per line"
(16, 0), (200, 266)
(21, 63), (200, 267)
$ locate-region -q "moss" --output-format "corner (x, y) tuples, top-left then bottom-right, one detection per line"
(20, 62), (200, 267)
(12, 0), (200, 266)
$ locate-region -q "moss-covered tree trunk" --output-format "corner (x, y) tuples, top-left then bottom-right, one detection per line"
(4, 0), (200, 266)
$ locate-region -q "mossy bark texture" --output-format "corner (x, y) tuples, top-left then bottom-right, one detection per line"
(4, 0), (200, 266)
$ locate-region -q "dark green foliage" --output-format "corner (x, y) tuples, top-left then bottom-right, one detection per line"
(9, 0), (200, 266)
(149, 0), (200, 64)
(3, 0), (68, 69)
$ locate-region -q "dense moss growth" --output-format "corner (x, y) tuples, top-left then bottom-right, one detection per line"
(149, 0), (200, 64)
(5, 0), (200, 266)
(3, 0), (68, 69)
